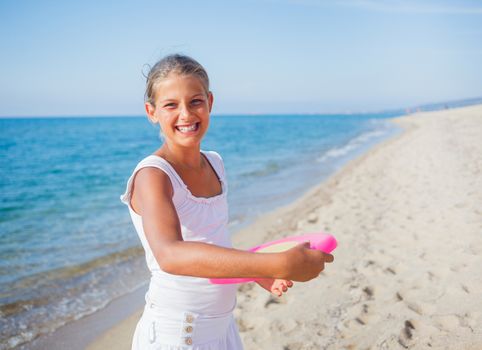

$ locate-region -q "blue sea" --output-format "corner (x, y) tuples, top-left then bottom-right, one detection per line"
(0, 113), (401, 348)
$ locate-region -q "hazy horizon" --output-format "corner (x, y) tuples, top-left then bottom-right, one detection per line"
(2, 94), (481, 118)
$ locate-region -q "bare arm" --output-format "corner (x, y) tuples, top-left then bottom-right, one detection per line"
(131, 167), (333, 282)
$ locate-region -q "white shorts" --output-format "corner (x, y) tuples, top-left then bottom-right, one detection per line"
(131, 299), (244, 350)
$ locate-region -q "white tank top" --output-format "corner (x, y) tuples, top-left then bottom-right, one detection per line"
(120, 150), (237, 316)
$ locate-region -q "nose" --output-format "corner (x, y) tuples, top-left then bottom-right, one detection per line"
(179, 102), (191, 120)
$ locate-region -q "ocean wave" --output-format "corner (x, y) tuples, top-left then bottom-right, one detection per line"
(240, 161), (281, 178)
(0, 246), (147, 350)
(317, 123), (392, 163)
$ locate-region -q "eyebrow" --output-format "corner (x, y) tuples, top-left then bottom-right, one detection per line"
(161, 93), (205, 103)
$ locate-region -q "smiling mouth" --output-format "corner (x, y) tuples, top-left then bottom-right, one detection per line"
(175, 122), (200, 133)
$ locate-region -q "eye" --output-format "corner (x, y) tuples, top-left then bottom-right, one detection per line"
(164, 103), (176, 108)
(191, 99), (204, 106)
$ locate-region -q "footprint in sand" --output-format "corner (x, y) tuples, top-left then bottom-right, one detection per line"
(354, 303), (370, 325)
(307, 213), (318, 223)
(426, 270), (438, 281)
(238, 283), (255, 293)
(398, 320), (416, 349)
(264, 294), (287, 308)
(404, 299), (436, 316)
(282, 342), (307, 350)
(344, 302), (380, 330)
(270, 318), (299, 335)
(237, 283), (256, 305)
(450, 263), (467, 273)
(385, 266), (397, 275)
(236, 318), (254, 332)
(432, 314), (460, 331)
(363, 259), (376, 268)
(362, 286), (374, 300)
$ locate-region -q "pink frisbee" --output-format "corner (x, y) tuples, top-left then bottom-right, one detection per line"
(209, 232), (337, 284)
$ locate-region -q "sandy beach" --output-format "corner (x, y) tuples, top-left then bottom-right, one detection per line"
(87, 104), (482, 350)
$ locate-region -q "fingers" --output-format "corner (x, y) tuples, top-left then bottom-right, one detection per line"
(277, 281), (288, 293)
(323, 253), (334, 263)
(298, 242), (334, 264)
(281, 280), (293, 290)
(316, 253), (334, 277)
(286, 243), (334, 281)
(272, 280), (293, 297)
(309, 250), (334, 263)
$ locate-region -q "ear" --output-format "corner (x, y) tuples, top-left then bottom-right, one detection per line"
(145, 102), (158, 124)
(208, 91), (214, 113)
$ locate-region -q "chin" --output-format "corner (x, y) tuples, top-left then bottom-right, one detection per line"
(174, 137), (203, 149)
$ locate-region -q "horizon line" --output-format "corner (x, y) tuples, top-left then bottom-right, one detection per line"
(1, 96), (481, 119)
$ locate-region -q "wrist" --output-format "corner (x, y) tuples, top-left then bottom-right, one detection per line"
(273, 252), (289, 279)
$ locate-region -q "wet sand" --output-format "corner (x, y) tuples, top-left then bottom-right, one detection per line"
(87, 104), (482, 350)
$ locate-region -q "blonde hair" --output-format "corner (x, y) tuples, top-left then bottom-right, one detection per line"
(144, 54), (210, 107)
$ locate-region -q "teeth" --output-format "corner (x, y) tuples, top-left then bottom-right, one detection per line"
(177, 123), (198, 133)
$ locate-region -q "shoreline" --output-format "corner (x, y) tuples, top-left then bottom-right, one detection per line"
(23, 284), (147, 350)
(28, 104), (482, 349)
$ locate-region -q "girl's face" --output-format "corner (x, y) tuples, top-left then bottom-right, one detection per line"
(146, 74), (213, 149)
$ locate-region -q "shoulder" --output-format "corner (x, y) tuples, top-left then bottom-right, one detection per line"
(121, 155), (177, 209)
(202, 150), (226, 175)
(202, 150), (224, 163)
(133, 164), (174, 199)
(202, 150), (226, 169)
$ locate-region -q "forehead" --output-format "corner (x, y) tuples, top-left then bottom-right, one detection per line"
(154, 74), (207, 100)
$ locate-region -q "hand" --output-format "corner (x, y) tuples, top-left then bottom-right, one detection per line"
(281, 242), (334, 282)
(255, 278), (293, 297)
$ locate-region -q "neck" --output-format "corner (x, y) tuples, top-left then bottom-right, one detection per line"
(158, 142), (203, 169)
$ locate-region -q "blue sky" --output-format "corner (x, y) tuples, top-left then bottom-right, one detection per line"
(1, 0), (481, 116)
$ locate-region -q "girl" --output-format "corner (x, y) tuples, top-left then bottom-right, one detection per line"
(120, 54), (334, 349)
